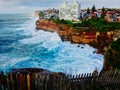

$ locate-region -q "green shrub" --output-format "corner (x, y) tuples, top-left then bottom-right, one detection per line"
(105, 38), (120, 70)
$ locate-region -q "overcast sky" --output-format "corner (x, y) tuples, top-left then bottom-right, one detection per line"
(0, 0), (120, 14)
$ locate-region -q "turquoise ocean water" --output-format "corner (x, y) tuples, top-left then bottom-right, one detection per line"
(0, 14), (103, 74)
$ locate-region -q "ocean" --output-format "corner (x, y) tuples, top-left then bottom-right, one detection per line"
(0, 14), (103, 75)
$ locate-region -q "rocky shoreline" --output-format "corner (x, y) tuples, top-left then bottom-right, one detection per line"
(36, 20), (113, 54)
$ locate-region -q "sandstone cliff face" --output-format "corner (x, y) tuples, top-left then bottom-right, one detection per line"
(102, 38), (120, 72)
(36, 20), (115, 55)
(36, 20), (60, 32)
(36, 20), (98, 44)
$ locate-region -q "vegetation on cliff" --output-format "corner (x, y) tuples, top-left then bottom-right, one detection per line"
(49, 18), (73, 27)
(111, 38), (120, 52)
(76, 17), (120, 32)
(49, 16), (120, 32)
(104, 38), (120, 71)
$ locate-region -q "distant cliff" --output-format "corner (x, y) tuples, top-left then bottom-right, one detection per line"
(36, 20), (59, 32)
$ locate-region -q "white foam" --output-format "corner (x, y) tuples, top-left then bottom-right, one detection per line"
(0, 56), (29, 69)
(0, 15), (104, 75)
(19, 30), (62, 51)
(15, 17), (38, 36)
(18, 23), (104, 74)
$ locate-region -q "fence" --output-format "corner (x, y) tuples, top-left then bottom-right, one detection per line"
(0, 68), (120, 90)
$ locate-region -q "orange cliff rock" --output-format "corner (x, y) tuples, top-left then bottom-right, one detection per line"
(36, 20), (59, 32)
(36, 20), (98, 43)
(36, 20), (73, 41)
(36, 20), (113, 54)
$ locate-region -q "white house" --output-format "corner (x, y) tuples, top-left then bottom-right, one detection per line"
(59, 0), (81, 20)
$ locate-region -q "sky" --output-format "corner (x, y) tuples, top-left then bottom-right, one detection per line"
(0, 0), (120, 14)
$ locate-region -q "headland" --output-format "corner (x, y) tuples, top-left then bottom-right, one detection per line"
(36, 19), (114, 54)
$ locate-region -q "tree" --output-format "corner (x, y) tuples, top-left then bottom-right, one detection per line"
(87, 8), (90, 14)
(101, 7), (106, 19)
(39, 11), (44, 18)
(102, 7), (106, 13)
(91, 4), (96, 12)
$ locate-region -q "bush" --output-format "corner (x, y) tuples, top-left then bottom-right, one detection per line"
(80, 17), (120, 32)
(105, 38), (120, 70)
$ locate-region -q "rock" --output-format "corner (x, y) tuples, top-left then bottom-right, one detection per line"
(81, 46), (84, 49)
(92, 69), (98, 76)
(77, 45), (80, 47)
(93, 50), (96, 53)
(9, 68), (66, 76)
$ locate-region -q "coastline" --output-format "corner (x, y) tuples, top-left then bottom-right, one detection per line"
(0, 14), (103, 75)
(36, 20), (113, 54)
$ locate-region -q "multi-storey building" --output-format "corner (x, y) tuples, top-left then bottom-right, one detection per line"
(59, 0), (81, 20)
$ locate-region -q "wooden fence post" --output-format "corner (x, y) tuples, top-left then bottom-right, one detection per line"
(10, 72), (18, 90)
(16, 72), (20, 90)
(10, 73), (13, 90)
(19, 74), (23, 90)
(27, 74), (30, 90)
(45, 75), (49, 90)
(1, 71), (6, 90)
(22, 74), (27, 90)
(6, 73), (11, 90)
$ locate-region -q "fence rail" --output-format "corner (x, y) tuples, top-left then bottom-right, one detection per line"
(0, 68), (120, 90)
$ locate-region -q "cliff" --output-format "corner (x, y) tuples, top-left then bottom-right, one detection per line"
(36, 20), (60, 32)
(36, 20), (113, 54)
(36, 20), (98, 43)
